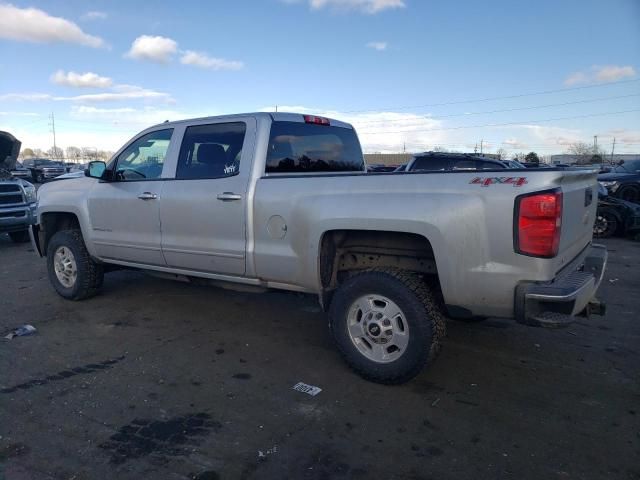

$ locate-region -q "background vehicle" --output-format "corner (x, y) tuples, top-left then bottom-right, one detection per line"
(598, 159), (640, 203)
(32, 112), (606, 384)
(22, 158), (66, 183)
(0, 131), (37, 242)
(397, 152), (524, 172)
(594, 183), (640, 238)
(10, 161), (31, 180)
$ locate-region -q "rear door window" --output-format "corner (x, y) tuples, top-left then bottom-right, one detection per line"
(266, 121), (364, 173)
(176, 122), (246, 179)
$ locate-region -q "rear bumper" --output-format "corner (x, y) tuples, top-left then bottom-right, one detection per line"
(515, 244), (607, 327)
(0, 204), (36, 233)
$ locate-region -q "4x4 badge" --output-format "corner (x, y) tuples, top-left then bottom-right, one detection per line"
(470, 177), (528, 187)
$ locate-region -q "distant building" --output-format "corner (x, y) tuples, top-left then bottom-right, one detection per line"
(550, 153), (639, 165)
(364, 152), (504, 167)
(364, 153), (413, 166)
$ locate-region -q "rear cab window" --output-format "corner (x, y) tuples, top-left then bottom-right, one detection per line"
(266, 120), (365, 174)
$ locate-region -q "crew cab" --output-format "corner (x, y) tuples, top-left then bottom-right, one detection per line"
(32, 113), (607, 384)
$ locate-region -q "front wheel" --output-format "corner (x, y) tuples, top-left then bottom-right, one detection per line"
(47, 229), (104, 300)
(329, 268), (446, 384)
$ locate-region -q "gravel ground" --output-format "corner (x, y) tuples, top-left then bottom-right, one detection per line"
(1, 235), (638, 480)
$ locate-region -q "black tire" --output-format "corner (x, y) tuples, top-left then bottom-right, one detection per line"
(329, 268), (446, 384)
(8, 230), (30, 243)
(618, 186), (640, 203)
(47, 229), (104, 300)
(593, 207), (620, 238)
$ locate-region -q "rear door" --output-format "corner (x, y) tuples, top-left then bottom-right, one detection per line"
(159, 118), (256, 275)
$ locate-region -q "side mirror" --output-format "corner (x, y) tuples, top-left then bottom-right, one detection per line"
(85, 161), (107, 179)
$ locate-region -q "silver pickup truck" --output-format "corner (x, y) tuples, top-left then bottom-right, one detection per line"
(32, 112), (607, 384)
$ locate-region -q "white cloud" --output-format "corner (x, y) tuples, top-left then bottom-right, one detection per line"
(72, 106), (137, 115)
(0, 111), (39, 117)
(64, 85), (173, 103)
(81, 11), (107, 20)
(0, 3), (105, 48)
(366, 41), (387, 51)
(502, 138), (528, 150)
(180, 51), (244, 70)
(261, 105), (445, 153)
(564, 65), (636, 86)
(0, 85), (173, 104)
(0, 93), (53, 102)
(51, 70), (113, 88)
(309, 0), (405, 13)
(125, 35), (178, 63)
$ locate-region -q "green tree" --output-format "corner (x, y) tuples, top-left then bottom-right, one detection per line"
(524, 152), (540, 164)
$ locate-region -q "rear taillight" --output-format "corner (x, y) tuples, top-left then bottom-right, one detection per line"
(303, 115), (330, 126)
(515, 190), (563, 258)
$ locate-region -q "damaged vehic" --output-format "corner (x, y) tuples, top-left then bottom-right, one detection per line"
(32, 113), (607, 384)
(0, 131), (37, 243)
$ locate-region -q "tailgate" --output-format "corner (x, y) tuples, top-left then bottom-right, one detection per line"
(553, 170), (599, 272)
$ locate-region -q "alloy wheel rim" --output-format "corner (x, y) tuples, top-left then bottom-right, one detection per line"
(53, 246), (77, 288)
(346, 294), (409, 363)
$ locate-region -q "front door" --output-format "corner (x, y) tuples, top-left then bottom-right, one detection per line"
(160, 119), (255, 275)
(87, 128), (174, 265)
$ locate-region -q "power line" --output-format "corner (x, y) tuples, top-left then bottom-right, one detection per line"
(352, 93), (640, 127)
(357, 109), (640, 135)
(343, 78), (640, 113)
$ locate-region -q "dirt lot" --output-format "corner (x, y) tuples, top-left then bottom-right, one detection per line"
(1, 235), (638, 480)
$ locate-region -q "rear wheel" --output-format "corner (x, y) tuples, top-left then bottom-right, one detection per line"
(8, 230), (30, 243)
(47, 229), (104, 300)
(329, 268), (446, 384)
(593, 208), (620, 238)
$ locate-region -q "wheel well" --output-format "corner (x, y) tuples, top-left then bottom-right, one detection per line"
(319, 230), (439, 305)
(40, 212), (80, 255)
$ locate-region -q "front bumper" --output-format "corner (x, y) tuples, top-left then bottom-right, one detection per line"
(515, 244), (608, 327)
(0, 203), (37, 233)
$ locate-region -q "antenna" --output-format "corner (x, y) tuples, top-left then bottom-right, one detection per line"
(49, 112), (58, 158)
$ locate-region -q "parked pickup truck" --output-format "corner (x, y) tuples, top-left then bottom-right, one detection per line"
(1, 131), (37, 243)
(22, 158), (67, 183)
(32, 113), (607, 383)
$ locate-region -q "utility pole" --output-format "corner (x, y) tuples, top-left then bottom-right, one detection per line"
(610, 137), (616, 164)
(474, 143), (478, 154)
(49, 112), (58, 158)
(480, 139), (483, 155)
(593, 135), (598, 154)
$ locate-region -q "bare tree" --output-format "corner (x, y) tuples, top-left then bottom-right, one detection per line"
(47, 146), (64, 159)
(66, 146), (82, 162)
(566, 142), (607, 165)
(495, 148), (509, 160)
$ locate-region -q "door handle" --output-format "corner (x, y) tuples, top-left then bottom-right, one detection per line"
(138, 192), (158, 200)
(217, 192), (242, 201)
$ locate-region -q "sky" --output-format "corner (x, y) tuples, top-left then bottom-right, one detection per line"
(0, 0), (639, 158)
